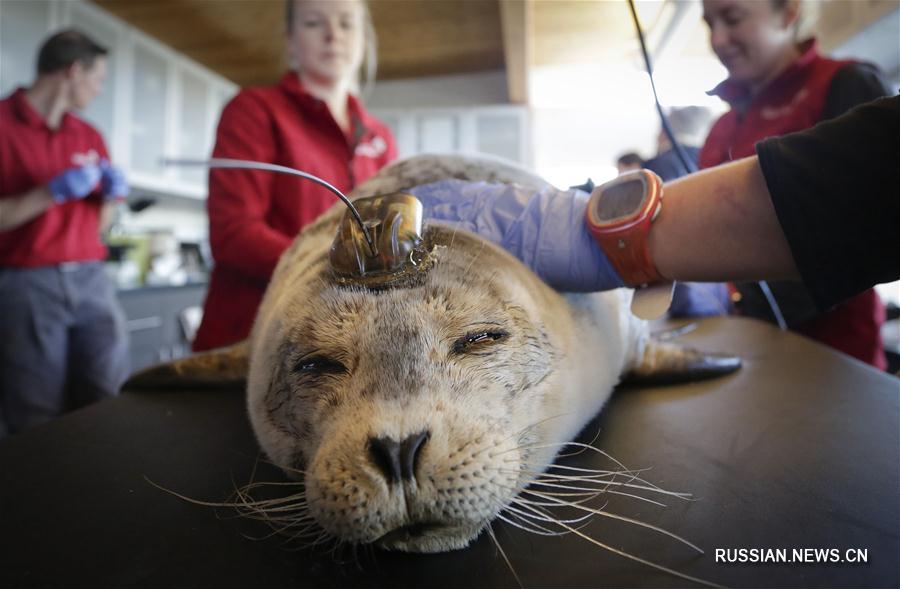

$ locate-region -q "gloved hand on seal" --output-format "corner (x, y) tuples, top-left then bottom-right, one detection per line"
(47, 164), (102, 203)
(409, 179), (625, 292)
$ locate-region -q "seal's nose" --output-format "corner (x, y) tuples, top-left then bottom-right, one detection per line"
(368, 431), (429, 484)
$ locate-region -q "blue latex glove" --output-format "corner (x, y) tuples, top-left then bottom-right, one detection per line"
(669, 282), (732, 318)
(99, 159), (130, 200)
(409, 179), (625, 292)
(48, 165), (102, 203)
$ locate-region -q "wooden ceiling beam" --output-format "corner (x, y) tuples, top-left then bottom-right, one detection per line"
(499, 0), (533, 104)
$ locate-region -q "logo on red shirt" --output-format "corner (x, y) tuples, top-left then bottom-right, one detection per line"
(355, 136), (387, 159)
(71, 149), (101, 167)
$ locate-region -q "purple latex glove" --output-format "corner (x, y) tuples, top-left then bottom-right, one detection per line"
(48, 165), (102, 203)
(669, 282), (732, 318)
(409, 179), (625, 292)
(99, 159), (130, 200)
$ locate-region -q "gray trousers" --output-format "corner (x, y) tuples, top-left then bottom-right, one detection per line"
(0, 262), (129, 437)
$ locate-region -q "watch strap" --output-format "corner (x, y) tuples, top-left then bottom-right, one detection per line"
(596, 215), (665, 287)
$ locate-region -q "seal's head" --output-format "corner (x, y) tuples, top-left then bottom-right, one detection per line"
(246, 211), (604, 552)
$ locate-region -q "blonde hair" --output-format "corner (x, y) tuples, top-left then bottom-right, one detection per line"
(285, 0), (378, 96)
(772, 0), (820, 42)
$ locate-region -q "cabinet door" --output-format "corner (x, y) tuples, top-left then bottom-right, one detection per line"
(417, 114), (459, 153)
(177, 69), (210, 185)
(476, 112), (523, 164)
(130, 42), (169, 176)
(68, 3), (119, 142)
(0, 0), (51, 96)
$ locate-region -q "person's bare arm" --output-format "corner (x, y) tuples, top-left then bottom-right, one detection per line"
(0, 187), (53, 231)
(649, 156), (799, 283)
(99, 201), (118, 234)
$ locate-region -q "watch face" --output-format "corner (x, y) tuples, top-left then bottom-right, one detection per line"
(594, 175), (647, 223)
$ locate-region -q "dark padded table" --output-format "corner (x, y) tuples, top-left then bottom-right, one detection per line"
(1, 317), (897, 588)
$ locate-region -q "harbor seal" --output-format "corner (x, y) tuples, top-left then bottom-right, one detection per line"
(128, 154), (739, 557)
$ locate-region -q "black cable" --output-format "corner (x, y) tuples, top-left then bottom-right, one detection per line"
(626, 0), (697, 174)
(163, 157), (378, 257)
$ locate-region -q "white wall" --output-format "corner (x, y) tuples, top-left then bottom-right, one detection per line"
(367, 70), (530, 166)
(367, 70), (509, 109)
(529, 59), (728, 189)
(831, 7), (900, 91)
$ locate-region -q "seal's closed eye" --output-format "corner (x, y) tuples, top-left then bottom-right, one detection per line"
(452, 330), (509, 355)
(293, 356), (346, 377)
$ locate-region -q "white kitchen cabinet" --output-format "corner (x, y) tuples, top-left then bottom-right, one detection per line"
(130, 40), (169, 178)
(0, 0), (53, 97)
(372, 105), (531, 167)
(176, 68), (211, 185)
(0, 0), (237, 199)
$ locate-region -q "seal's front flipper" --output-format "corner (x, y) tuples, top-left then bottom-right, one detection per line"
(623, 340), (741, 386)
(122, 341), (249, 391)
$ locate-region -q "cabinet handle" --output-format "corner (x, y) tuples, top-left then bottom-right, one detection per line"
(126, 316), (164, 332)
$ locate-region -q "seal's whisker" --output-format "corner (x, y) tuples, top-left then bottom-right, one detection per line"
(487, 524), (524, 589)
(232, 493), (309, 509)
(493, 500), (572, 537)
(546, 462), (646, 474)
(230, 490), (308, 517)
(498, 442), (636, 474)
(534, 470), (669, 493)
(520, 488), (605, 501)
(495, 512), (567, 537)
(513, 502), (725, 589)
(528, 479), (628, 494)
(551, 424), (607, 459)
(546, 462), (654, 478)
(531, 478), (690, 499)
(509, 500), (598, 535)
(481, 487), (576, 536)
(231, 493), (309, 510)
(490, 464), (691, 499)
(599, 489), (667, 507)
(505, 500), (595, 526)
(533, 474), (669, 497)
(550, 468), (662, 490)
(487, 465), (688, 501)
(144, 476), (244, 509)
(525, 490), (704, 554)
(237, 480), (306, 490)
(514, 493), (610, 514)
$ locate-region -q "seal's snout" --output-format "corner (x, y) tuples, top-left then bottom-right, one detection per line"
(305, 411), (520, 552)
(367, 431), (430, 484)
(376, 521), (446, 546)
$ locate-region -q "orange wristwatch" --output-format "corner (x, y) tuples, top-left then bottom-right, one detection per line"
(584, 169), (665, 288)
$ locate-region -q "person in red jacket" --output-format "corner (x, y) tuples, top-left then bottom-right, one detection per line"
(194, 0), (397, 351)
(699, 0), (891, 369)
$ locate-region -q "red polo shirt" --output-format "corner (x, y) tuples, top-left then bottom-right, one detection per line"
(194, 73), (397, 351)
(0, 88), (108, 266)
(700, 40), (887, 370)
